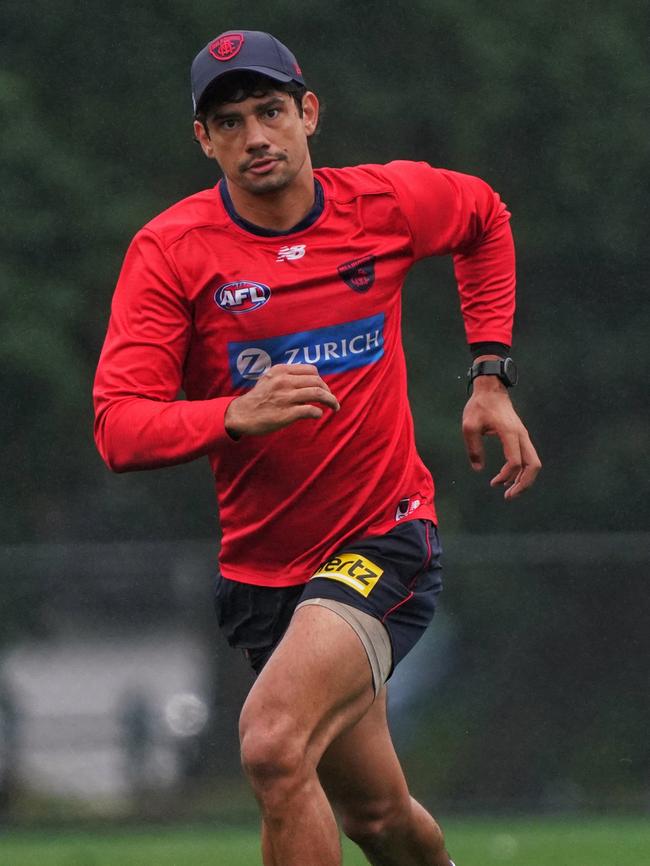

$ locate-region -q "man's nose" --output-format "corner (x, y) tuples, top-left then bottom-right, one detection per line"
(244, 117), (271, 152)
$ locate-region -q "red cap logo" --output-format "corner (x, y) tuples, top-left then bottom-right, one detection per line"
(210, 33), (244, 62)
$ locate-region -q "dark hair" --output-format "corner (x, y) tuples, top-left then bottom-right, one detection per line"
(195, 71), (307, 131)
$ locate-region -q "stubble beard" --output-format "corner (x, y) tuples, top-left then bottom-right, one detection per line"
(240, 172), (293, 195)
(238, 160), (295, 196)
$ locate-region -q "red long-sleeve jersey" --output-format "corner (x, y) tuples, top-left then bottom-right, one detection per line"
(94, 161), (515, 586)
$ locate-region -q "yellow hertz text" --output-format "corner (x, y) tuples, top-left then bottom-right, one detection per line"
(311, 554), (384, 597)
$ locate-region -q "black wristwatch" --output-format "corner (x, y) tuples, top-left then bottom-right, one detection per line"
(467, 357), (518, 394)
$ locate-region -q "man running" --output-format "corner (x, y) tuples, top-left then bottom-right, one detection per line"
(94, 29), (541, 866)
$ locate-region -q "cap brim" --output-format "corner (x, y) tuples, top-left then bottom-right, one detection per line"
(233, 65), (295, 83)
(195, 66), (299, 113)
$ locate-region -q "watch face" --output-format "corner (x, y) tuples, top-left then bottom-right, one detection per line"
(503, 357), (518, 386)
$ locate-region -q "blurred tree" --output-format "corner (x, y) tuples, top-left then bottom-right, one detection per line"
(2, 0), (648, 810)
(401, 553), (650, 808)
(1, 0), (648, 541)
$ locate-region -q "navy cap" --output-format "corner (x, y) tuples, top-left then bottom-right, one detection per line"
(191, 30), (305, 114)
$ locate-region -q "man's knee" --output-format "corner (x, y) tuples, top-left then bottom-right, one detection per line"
(340, 796), (446, 851)
(239, 706), (306, 793)
(339, 796), (411, 846)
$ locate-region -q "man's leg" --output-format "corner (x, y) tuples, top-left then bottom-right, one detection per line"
(261, 820), (277, 866)
(238, 603), (376, 866)
(318, 688), (453, 866)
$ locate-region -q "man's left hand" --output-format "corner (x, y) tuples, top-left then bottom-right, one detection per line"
(462, 373), (541, 500)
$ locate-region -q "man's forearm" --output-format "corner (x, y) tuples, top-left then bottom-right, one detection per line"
(94, 395), (236, 472)
(454, 212), (516, 347)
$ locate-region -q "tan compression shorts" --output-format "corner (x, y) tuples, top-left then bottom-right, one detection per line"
(296, 597), (392, 695)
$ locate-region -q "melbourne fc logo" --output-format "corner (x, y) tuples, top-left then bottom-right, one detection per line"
(215, 281), (271, 313)
(337, 255), (376, 293)
(210, 34), (244, 62)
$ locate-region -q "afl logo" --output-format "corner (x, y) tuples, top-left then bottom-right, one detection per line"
(210, 34), (244, 62)
(215, 281), (271, 313)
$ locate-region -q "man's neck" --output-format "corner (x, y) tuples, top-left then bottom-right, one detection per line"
(225, 170), (316, 232)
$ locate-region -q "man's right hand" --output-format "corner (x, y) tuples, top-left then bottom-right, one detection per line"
(224, 364), (340, 439)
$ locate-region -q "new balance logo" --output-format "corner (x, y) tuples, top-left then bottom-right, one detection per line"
(277, 244), (306, 262)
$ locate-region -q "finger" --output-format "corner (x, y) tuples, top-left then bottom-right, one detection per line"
(462, 426), (486, 471)
(291, 386), (340, 411)
(282, 364), (320, 376)
(504, 437), (542, 500)
(269, 373), (333, 392)
(490, 432), (522, 487)
(300, 376), (336, 396)
(490, 460), (522, 488)
(268, 366), (337, 395)
(285, 404), (324, 423)
(490, 461), (514, 488)
(261, 364), (319, 382)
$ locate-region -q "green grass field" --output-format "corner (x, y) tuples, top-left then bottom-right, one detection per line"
(1, 817), (647, 866)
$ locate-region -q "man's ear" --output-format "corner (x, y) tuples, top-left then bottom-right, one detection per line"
(193, 120), (215, 158)
(301, 92), (319, 138)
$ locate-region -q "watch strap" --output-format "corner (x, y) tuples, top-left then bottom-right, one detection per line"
(471, 360), (505, 379)
(467, 358), (518, 394)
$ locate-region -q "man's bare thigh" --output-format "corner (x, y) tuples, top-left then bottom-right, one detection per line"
(240, 603), (376, 764)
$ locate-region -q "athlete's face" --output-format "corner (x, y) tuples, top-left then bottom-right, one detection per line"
(193, 89), (319, 196)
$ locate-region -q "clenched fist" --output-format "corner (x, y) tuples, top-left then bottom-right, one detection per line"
(225, 364), (340, 439)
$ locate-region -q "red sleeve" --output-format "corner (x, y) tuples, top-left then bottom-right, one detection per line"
(93, 228), (235, 472)
(380, 161), (516, 345)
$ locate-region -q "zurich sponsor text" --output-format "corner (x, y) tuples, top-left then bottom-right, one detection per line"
(228, 313), (385, 388)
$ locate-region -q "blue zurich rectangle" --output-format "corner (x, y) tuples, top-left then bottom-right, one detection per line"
(228, 313), (385, 388)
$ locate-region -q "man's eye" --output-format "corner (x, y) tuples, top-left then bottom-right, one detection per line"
(221, 119), (238, 130)
(266, 108), (280, 119)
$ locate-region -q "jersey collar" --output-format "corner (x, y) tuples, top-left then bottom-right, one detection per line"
(219, 178), (324, 237)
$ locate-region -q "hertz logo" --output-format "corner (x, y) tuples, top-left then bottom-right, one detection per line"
(311, 553), (383, 597)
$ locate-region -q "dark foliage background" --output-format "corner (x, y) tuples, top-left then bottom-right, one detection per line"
(2, 0), (648, 809)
